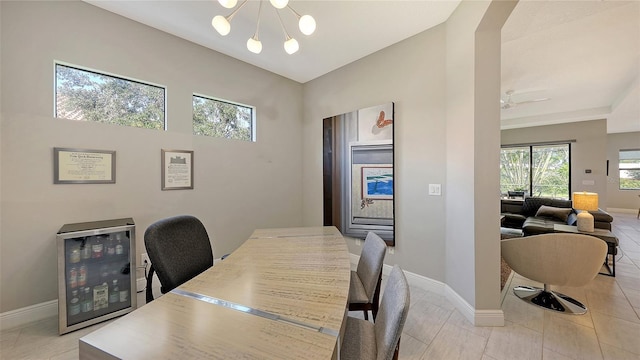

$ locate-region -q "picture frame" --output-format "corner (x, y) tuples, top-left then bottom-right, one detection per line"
(54, 147), (116, 184)
(161, 149), (194, 190)
(361, 166), (393, 200)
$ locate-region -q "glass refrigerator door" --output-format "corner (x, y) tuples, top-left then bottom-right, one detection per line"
(63, 230), (132, 327)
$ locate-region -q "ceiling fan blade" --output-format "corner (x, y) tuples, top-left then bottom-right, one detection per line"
(515, 97), (550, 105)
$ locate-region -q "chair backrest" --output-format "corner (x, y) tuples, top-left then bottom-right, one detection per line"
(144, 215), (214, 296)
(357, 232), (387, 302)
(374, 265), (410, 360)
(501, 233), (607, 287)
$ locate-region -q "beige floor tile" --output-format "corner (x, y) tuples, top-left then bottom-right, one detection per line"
(585, 289), (640, 323)
(615, 274), (640, 292)
(600, 343), (640, 360)
(484, 320), (543, 360)
(50, 348), (78, 360)
(543, 308), (595, 329)
(403, 297), (453, 344)
(446, 310), (494, 339)
(543, 315), (602, 360)
(502, 293), (544, 332)
(481, 355), (499, 360)
(614, 262), (640, 279)
(420, 322), (487, 360)
(622, 288), (640, 307)
(543, 347), (575, 360)
(398, 333), (429, 360)
(592, 312), (640, 355)
(583, 275), (624, 296)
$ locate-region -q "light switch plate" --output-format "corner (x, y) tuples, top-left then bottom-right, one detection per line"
(428, 184), (442, 196)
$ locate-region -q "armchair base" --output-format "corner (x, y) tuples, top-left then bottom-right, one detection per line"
(513, 285), (587, 315)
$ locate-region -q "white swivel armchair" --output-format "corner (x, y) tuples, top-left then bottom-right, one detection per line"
(501, 233), (607, 315)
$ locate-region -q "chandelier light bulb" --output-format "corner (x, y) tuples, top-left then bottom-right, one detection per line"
(247, 37), (262, 54)
(298, 15), (316, 35)
(218, 0), (237, 9)
(212, 15), (231, 36)
(270, 0), (289, 10)
(284, 37), (299, 54)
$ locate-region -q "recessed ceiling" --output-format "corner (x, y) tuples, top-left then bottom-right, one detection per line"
(84, 0), (639, 134)
(501, 0), (639, 134)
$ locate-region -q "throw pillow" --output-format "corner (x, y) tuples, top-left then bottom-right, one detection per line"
(535, 205), (573, 222)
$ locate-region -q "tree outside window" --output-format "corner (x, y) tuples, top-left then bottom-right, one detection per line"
(619, 149), (640, 190)
(192, 95), (254, 142)
(55, 64), (165, 130)
(500, 144), (570, 199)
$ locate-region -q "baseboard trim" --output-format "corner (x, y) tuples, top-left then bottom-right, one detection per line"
(0, 300), (58, 331)
(351, 254), (504, 326)
(606, 207), (637, 214)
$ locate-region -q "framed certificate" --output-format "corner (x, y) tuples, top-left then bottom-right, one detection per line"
(54, 148), (116, 184)
(161, 149), (194, 190)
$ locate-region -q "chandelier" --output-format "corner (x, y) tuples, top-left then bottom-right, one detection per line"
(212, 0), (317, 55)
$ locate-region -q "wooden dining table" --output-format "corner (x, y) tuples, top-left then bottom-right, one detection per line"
(79, 226), (351, 359)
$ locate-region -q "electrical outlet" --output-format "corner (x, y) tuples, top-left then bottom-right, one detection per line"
(388, 247), (394, 254)
(141, 253), (150, 266)
(355, 239), (362, 246)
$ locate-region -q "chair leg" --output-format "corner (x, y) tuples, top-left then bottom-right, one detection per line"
(371, 273), (382, 321)
(513, 284), (587, 314)
(363, 310), (369, 321)
(392, 337), (401, 360)
(146, 265), (156, 303)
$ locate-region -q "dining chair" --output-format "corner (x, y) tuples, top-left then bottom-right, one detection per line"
(341, 265), (410, 360)
(144, 215), (214, 302)
(349, 231), (387, 320)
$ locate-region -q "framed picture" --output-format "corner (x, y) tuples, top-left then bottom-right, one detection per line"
(161, 149), (194, 190)
(361, 166), (393, 200)
(54, 148), (116, 184)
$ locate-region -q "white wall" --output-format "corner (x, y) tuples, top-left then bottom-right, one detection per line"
(607, 131), (640, 210)
(445, 0), (515, 313)
(302, 25), (449, 281)
(0, 1), (303, 313)
(304, 1), (513, 319)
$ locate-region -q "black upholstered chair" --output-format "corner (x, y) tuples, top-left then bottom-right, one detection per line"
(349, 231), (387, 321)
(144, 215), (213, 303)
(341, 265), (410, 360)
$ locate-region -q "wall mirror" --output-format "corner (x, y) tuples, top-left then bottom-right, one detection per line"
(322, 102), (395, 245)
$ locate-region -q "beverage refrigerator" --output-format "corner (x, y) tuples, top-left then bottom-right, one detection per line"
(56, 218), (136, 335)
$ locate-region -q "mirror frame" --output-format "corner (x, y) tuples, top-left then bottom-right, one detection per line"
(322, 102), (395, 245)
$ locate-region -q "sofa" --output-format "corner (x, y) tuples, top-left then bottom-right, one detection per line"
(501, 196), (613, 236)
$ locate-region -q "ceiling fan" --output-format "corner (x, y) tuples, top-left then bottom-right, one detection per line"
(501, 90), (550, 109)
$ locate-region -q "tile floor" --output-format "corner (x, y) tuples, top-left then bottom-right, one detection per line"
(1, 212), (638, 359)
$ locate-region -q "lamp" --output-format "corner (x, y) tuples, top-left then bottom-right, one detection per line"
(212, 0), (316, 54)
(573, 192), (599, 232)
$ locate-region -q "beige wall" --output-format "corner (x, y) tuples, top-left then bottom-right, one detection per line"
(303, 0), (512, 314)
(302, 24), (449, 281)
(501, 120), (608, 206)
(606, 132), (640, 209)
(0, 1), (303, 312)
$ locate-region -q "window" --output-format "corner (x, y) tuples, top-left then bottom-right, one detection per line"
(501, 143), (570, 199)
(192, 95), (255, 142)
(55, 63), (165, 130)
(619, 149), (640, 190)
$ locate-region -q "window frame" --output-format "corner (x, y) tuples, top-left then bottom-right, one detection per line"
(500, 142), (572, 199)
(54, 61), (167, 130)
(618, 148), (640, 190)
(192, 93), (256, 142)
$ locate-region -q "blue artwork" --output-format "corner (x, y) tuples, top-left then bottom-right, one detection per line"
(362, 167), (393, 199)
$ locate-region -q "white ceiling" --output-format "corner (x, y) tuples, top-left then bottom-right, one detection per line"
(85, 0), (639, 134)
